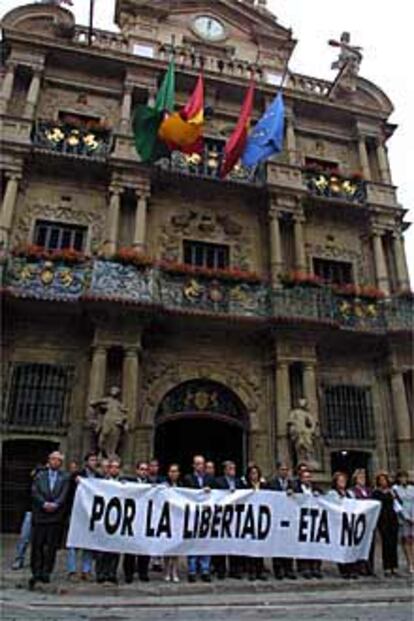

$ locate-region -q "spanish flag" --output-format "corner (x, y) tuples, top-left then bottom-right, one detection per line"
(158, 74), (204, 154)
(220, 82), (255, 178)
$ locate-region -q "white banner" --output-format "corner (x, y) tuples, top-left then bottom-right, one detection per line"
(67, 479), (381, 563)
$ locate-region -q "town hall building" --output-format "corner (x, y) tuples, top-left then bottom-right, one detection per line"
(1, 0), (412, 531)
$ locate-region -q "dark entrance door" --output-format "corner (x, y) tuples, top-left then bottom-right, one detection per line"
(1, 439), (59, 532)
(330, 450), (372, 481)
(153, 380), (249, 477)
(154, 416), (246, 476)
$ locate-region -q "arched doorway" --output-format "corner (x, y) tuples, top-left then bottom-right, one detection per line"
(1, 439), (59, 532)
(330, 450), (372, 482)
(154, 380), (249, 475)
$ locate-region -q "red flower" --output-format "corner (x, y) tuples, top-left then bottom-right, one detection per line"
(112, 247), (153, 268)
(11, 244), (87, 264)
(158, 261), (265, 283)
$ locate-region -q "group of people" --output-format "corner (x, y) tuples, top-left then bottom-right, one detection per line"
(10, 450), (414, 589)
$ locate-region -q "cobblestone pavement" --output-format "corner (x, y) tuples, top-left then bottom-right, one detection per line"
(2, 535), (413, 621)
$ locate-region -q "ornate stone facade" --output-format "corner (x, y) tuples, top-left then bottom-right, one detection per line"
(1, 0), (412, 530)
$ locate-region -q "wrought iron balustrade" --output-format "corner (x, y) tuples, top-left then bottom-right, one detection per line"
(159, 270), (269, 318)
(4, 257), (412, 331)
(32, 121), (112, 158)
(304, 170), (367, 204)
(157, 138), (266, 185)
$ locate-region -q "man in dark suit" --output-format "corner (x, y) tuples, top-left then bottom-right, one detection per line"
(95, 457), (123, 584)
(268, 462), (297, 580)
(215, 460), (245, 579)
(122, 461), (151, 583)
(292, 468), (323, 579)
(29, 451), (70, 589)
(183, 454), (215, 582)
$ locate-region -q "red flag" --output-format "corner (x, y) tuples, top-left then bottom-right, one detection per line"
(220, 82), (254, 178)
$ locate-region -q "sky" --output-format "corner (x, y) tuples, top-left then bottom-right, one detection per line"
(2, 0), (413, 281)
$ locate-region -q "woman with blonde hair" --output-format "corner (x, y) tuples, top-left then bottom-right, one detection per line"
(350, 468), (375, 575)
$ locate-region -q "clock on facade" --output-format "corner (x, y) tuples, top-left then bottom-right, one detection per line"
(193, 16), (225, 41)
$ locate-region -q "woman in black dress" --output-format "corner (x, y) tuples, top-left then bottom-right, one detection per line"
(372, 471), (400, 576)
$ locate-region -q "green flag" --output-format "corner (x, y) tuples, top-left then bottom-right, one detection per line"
(133, 59), (175, 163)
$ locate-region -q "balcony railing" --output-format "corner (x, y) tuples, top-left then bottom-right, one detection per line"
(31, 121), (112, 159)
(4, 257), (413, 332)
(156, 138), (266, 185)
(304, 170), (367, 204)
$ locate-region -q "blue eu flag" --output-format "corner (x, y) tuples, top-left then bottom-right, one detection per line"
(241, 91), (285, 168)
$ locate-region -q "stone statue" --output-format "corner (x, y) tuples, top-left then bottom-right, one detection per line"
(287, 397), (320, 468)
(90, 386), (128, 457)
(329, 32), (363, 75)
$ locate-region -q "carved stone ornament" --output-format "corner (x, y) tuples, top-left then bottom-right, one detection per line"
(12, 202), (105, 252)
(158, 208), (252, 270)
(141, 358), (263, 431)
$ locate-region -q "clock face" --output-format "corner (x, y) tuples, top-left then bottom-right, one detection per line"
(193, 16), (225, 41)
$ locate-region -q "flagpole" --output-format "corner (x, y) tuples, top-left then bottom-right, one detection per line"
(88, 0), (95, 46)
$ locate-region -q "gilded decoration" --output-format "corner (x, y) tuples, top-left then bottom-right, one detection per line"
(7, 257), (90, 299)
(158, 208), (253, 270)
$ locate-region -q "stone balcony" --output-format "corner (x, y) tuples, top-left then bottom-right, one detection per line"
(31, 120), (112, 160)
(4, 257), (413, 333)
(304, 169), (367, 205)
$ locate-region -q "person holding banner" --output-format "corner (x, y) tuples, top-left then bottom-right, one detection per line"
(372, 471), (400, 577)
(123, 461), (151, 584)
(245, 464), (268, 581)
(95, 457), (122, 584)
(163, 463), (182, 583)
(351, 468), (375, 576)
(215, 461), (246, 580)
(293, 468), (323, 579)
(183, 454), (215, 582)
(268, 462), (296, 580)
(327, 472), (358, 580)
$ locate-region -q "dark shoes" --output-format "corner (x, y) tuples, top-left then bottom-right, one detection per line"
(188, 574), (197, 583)
(229, 572), (242, 580)
(124, 576), (134, 584)
(139, 574), (150, 582)
(201, 573), (212, 583)
(286, 572), (297, 580)
(312, 571), (323, 579)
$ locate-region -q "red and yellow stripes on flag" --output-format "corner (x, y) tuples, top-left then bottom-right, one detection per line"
(158, 74), (204, 154)
(220, 81), (255, 178)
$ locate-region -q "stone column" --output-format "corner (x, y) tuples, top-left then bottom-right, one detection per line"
(105, 187), (122, 255)
(357, 136), (371, 180)
(88, 345), (107, 403)
(293, 215), (306, 272)
(268, 208), (283, 286)
(376, 139), (392, 185)
(393, 233), (410, 291)
(120, 83), (133, 133)
(133, 193), (148, 251)
(390, 370), (413, 472)
(122, 345), (141, 464)
(275, 361), (290, 464)
(372, 231), (390, 296)
(0, 62), (16, 114)
(24, 68), (42, 119)
(303, 362), (319, 420)
(286, 113), (297, 165)
(0, 173), (20, 248)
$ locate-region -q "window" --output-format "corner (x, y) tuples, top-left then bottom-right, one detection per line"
(313, 258), (353, 285)
(5, 363), (72, 428)
(34, 220), (87, 252)
(183, 240), (229, 269)
(323, 385), (375, 443)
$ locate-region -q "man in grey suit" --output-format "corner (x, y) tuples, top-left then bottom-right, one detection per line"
(29, 451), (70, 589)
